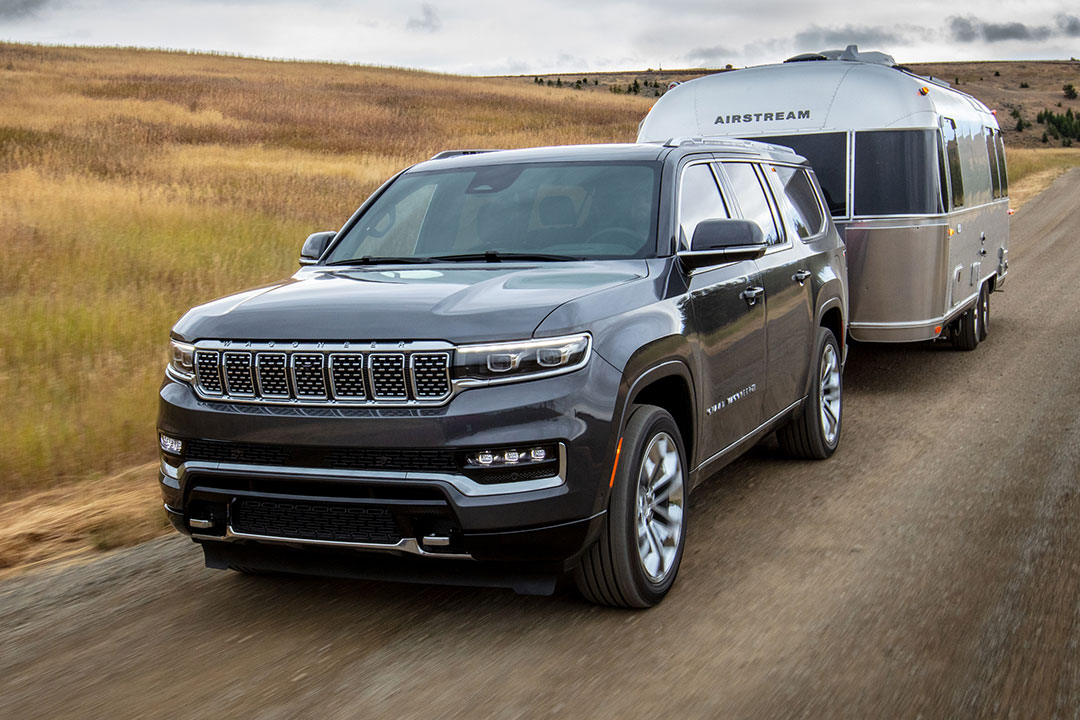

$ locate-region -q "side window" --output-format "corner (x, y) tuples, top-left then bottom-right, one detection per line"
(678, 162), (729, 247)
(994, 130), (1009, 196)
(942, 118), (965, 209)
(986, 127), (1002, 199)
(771, 165), (825, 239)
(722, 162), (782, 245)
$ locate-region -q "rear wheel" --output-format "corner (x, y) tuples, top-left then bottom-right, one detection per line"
(978, 283), (990, 341)
(575, 405), (688, 608)
(777, 327), (842, 459)
(951, 292), (981, 351)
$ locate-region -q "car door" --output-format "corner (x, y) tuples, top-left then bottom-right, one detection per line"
(719, 162), (814, 420)
(680, 160), (766, 459)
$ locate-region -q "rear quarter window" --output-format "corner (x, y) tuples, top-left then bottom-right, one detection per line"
(721, 162), (783, 245)
(771, 165), (826, 239)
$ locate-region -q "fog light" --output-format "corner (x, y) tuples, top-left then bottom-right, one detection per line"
(159, 434), (183, 455)
(464, 444), (557, 469)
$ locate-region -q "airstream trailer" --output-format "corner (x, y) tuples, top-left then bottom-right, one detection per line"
(638, 47), (1009, 349)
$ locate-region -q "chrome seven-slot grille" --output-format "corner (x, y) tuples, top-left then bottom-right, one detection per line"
(192, 342), (452, 406)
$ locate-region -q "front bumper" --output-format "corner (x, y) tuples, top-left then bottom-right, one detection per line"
(157, 355), (621, 568)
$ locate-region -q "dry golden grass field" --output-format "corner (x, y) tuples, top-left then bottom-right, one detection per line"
(0, 43), (1077, 571)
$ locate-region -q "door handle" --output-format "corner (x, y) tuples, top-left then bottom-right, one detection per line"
(792, 270), (811, 284)
(740, 286), (765, 305)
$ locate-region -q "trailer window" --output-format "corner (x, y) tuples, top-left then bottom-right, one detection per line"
(770, 165), (826, 239)
(986, 127), (1002, 199)
(754, 133), (847, 217)
(942, 119), (965, 209)
(722, 162), (782, 245)
(678, 162), (729, 249)
(854, 130), (945, 216)
(994, 130), (1009, 196)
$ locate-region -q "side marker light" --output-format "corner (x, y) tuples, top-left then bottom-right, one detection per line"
(609, 438), (623, 488)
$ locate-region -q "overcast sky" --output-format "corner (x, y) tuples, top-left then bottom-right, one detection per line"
(1, 0), (1078, 74)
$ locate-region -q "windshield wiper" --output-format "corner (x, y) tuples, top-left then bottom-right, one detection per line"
(324, 256), (434, 266)
(429, 251), (580, 263)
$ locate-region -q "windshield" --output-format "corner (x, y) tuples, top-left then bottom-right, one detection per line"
(325, 161), (661, 264)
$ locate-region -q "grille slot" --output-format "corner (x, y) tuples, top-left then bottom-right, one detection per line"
(369, 354), (408, 400)
(329, 354), (366, 399)
(195, 351), (223, 394)
(256, 353), (290, 397)
(184, 440), (457, 473)
(411, 353), (451, 399)
(186, 439), (288, 465)
(232, 498), (401, 544)
(223, 352), (255, 396)
(292, 354), (328, 398)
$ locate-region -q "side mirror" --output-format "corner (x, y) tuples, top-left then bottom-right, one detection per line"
(299, 231), (336, 266)
(678, 219), (767, 270)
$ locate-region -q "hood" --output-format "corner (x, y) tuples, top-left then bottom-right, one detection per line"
(173, 261), (649, 343)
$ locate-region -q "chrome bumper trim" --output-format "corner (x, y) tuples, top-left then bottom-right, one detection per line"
(193, 527), (474, 560)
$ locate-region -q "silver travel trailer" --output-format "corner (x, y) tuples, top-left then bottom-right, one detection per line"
(637, 47), (1009, 348)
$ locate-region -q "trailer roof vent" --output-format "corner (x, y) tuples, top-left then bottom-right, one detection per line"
(816, 45), (897, 67)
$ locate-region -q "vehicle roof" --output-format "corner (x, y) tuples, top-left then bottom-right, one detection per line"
(638, 59), (999, 142)
(409, 140), (805, 174)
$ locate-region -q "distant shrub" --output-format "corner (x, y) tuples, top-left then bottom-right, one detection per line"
(1036, 107), (1079, 141)
(1020, 82), (1030, 88)
(994, 70), (1000, 77)
(1065, 83), (1078, 100)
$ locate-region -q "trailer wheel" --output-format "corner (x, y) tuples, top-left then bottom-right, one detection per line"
(950, 295), (981, 351)
(978, 283), (990, 341)
(574, 405), (687, 608)
(776, 327), (842, 459)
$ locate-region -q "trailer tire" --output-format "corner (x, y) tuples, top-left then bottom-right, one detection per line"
(777, 327), (842, 460)
(978, 283), (990, 341)
(951, 296), (981, 351)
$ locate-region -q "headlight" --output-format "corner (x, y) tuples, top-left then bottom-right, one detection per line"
(168, 339), (195, 381)
(453, 333), (591, 385)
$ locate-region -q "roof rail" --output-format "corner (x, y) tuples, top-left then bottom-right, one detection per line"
(429, 149), (498, 160)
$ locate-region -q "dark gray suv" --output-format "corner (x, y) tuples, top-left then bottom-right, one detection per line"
(158, 139), (848, 607)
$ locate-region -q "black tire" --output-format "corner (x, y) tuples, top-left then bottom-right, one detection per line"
(950, 294), (981, 351)
(574, 405), (688, 608)
(776, 327), (843, 460)
(978, 283), (990, 341)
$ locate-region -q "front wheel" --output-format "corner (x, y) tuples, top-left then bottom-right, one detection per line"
(575, 405), (688, 608)
(776, 327), (843, 459)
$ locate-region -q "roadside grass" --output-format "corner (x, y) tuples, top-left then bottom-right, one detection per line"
(1005, 148), (1080, 209)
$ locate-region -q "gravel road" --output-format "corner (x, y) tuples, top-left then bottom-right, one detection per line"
(3, 170), (1079, 720)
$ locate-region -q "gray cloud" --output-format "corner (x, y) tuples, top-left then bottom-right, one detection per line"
(406, 3), (440, 33)
(948, 16), (1053, 43)
(0, 0), (55, 19)
(1058, 14), (1080, 37)
(792, 24), (908, 52)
